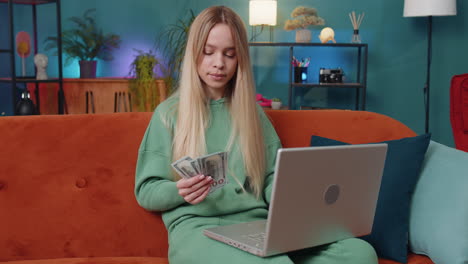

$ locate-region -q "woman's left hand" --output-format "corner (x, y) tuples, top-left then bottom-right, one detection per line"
(176, 174), (214, 204)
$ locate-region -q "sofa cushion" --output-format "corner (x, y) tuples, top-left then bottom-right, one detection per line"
(310, 134), (431, 263)
(409, 141), (468, 264)
(0, 257), (168, 264)
(265, 110), (417, 148)
(0, 113), (168, 262)
(378, 254), (434, 264)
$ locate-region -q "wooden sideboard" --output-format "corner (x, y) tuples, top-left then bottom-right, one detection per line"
(27, 78), (167, 115)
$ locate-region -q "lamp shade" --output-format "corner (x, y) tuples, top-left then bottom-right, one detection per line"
(404, 0), (457, 17)
(249, 0), (277, 26)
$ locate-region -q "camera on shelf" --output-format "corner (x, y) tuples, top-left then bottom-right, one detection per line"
(319, 68), (345, 84)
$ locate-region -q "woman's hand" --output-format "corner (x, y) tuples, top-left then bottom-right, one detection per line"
(176, 174), (213, 204)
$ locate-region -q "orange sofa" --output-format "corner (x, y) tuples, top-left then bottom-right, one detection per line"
(0, 110), (434, 264)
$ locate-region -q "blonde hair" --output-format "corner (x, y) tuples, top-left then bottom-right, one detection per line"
(168, 6), (266, 198)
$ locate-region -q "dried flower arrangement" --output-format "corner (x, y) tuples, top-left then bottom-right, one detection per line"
(284, 6), (325, 30)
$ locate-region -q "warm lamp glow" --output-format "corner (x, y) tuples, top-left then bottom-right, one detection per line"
(403, 0), (457, 17)
(249, 0), (277, 26)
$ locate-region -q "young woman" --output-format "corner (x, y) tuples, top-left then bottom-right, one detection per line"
(135, 6), (378, 264)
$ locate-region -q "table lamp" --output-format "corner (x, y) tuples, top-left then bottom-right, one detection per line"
(403, 0), (457, 133)
(249, 0), (277, 42)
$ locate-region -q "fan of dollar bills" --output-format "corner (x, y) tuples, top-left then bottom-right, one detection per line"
(171, 151), (228, 194)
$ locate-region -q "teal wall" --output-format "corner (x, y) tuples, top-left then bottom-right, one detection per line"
(4, 0), (468, 147)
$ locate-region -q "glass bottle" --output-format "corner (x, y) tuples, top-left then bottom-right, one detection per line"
(351, 29), (361, 44)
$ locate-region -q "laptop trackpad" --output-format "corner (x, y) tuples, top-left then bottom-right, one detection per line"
(204, 220), (267, 249)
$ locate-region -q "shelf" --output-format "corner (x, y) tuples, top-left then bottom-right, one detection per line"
(0, 77), (139, 84)
(249, 42), (368, 110)
(299, 106), (338, 110)
(249, 42), (367, 48)
(1, 0), (63, 115)
(0, 0), (57, 5)
(262, 106), (289, 110)
(292, 83), (365, 88)
(58, 78), (135, 83)
(0, 77), (62, 83)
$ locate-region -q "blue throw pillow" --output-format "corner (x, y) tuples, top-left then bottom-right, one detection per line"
(310, 134), (431, 263)
(409, 141), (468, 264)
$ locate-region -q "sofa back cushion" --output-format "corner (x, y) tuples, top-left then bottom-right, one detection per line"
(0, 113), (167, 262)
(266, 110), (416, 147)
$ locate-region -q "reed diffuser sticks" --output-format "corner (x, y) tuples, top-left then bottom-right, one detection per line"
(349, 11), (365, 30)
(349, 11), (365, 43)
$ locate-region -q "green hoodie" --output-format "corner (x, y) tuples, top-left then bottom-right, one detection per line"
(134, 96), (282, 232)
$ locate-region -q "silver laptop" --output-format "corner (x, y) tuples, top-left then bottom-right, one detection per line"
(203, 143), (387, 257)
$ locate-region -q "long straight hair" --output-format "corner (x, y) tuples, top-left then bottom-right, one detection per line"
(167, 6), (266, 198)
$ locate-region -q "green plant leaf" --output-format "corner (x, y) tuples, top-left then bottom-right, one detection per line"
(155, 9), (195, 92)
(43, 8), (121, 63)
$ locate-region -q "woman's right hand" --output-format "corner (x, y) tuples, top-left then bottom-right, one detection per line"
(176, 174), (213, 204)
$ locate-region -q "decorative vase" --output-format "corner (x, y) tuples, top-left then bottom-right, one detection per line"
(15, 90), (37, 115)
(296, 29), (312, 43)
(271, 101), (282, 110)
(79, 60), (97, 78)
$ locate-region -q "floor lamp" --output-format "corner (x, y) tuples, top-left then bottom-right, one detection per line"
(403, 0), (457, 134)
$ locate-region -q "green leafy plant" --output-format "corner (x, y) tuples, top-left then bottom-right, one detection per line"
(44, 9), (121, 65)
(129, 49), (159, 80)
(155, 9), (196, 91)
(272, 98), (281, 102)
(284, 6), (325, 30)
(128, 49), (161, 112)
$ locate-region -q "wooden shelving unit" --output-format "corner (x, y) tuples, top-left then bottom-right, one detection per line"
(0, 0), (64, 115)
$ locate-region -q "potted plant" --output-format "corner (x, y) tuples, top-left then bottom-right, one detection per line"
(271, 98), (282, 110)
(284, 6), (325, 43)
(44, 9), (121, 78)
(128, 49), (167, 112)
(155, 9), (196, 92)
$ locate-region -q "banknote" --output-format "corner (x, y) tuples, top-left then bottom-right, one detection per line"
(190, 159), (201, 175)
(171, 152), (229, 194)
(198, 151), (228, 193)
(171, 156), (199, 179)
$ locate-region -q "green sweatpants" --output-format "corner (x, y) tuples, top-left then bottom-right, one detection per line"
(168, 215), (378, 264)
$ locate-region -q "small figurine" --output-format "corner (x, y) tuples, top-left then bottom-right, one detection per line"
(34, 53), (48, 80)
(318, 27), (336, 44)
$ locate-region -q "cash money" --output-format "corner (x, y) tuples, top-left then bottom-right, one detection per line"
(190, 159), (201, 175)
(171, 152), (229, 194)
(171, 156), (199, 179)
(198, 151), (228, 193)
